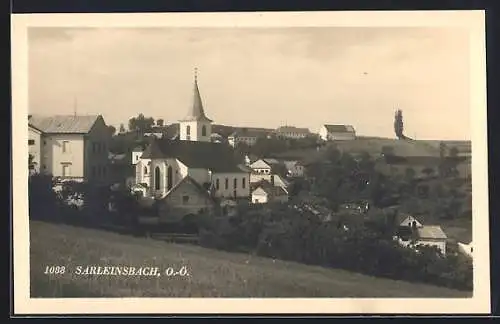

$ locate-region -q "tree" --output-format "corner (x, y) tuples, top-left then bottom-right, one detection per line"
(119, 124), (126, 133)
(156, 119), (164, 127)
(394, 109), (404, 140)
(108, 125), (116, 136)
(128, 114), (155, 134)
(422, 167), (435, 179)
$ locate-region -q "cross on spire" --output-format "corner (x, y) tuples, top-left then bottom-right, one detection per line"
(194, 67), (198, 82)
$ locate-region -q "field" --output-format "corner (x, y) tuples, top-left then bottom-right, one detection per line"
(30, 221), (471, 298)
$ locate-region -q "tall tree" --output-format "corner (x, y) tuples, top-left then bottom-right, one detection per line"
(128, 114), (155, 134)
(156, 119), (164, 127)
(394, 109), (404, 140)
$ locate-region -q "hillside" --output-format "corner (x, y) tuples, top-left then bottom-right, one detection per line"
(30, 221), (470, 298)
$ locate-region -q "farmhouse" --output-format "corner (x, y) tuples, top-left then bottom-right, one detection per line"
(227, 129), (261, 147)
(318, 124), (356, 141)
(251, 179), (289, 204)
(397, 223), (448, 255)
(28, 114), (112, 185)
(135, 70), (251, 215)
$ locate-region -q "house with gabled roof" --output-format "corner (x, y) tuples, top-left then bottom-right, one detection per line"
(251, 179), (289, 204)
(276, 126), (310, 139)
(318, 124), (356, 141)
(28, 114), (112, 184)
(136, 69), (251, 203)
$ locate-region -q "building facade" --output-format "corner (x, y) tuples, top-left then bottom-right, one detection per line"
(319, 124), (356, 141)
(28, 114), (111, 184)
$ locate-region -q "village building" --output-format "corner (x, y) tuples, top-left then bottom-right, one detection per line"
(134, 70), (251, 221)
(283, 160), (305, 178)
(276, 126), (310, 139)
(28, 114), (112, 185)
(396, 221), (448, 255)
(318, 124), (356, 141)
(251, 179), (289, 204)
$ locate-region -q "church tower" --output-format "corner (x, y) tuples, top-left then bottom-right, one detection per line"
(179, 68), (213, 142)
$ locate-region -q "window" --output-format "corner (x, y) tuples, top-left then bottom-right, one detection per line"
(144, 166), (148, 175)
(202, 125), (207, 136)
(186, 125), (191, 135)
(225, 178), (229, 190)
(216, 178), (220, 190)
(167, 166), (173, 190)
(62, 164), (71, 177)
(43, 140), (47, 145)
(182, 195), (189, 204)
(154, 166), (161, 190)
(233, 178), (237, 189)
(28, 139), (35, 145)
(62, 141), (70, 153)
(242, 177), (246, 189)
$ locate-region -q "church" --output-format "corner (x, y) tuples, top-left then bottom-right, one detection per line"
(134, 70), (251, 221)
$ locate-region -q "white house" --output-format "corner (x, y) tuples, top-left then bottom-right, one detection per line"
(135, 70), (251, 206)
(249, 158), (282, 175)
(276, 126), (310, 139)
(251, 179), (289, 204)
(318, 124), (356, 141)
(227, 130), (259, 147)
(28, 114), (112, 185)
(398, 214), (423, 228)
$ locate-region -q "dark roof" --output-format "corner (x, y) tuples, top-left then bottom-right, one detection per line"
(141, 138), (247, 173)
(253, 179), (288, 196)
(28, 115), (101, 134)
(323, 124), (355, 133)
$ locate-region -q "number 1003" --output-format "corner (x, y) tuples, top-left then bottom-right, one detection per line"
(44, 266), (66, 275)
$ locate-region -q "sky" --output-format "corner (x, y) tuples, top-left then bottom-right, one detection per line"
(28, 27), (471, 140)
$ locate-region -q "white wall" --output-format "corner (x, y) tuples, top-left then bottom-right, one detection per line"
(28, 127), (42, 173)
(132, 151), (143, 165)
(417, 240), (446, 255)
(251, 188), (268, 203)
(179, 120), (212, 142)
(318, 126), (329, 141)
(212, 172), (250, 199)
(42, 134), (85, 179)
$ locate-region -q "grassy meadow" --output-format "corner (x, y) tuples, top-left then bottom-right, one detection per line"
(30, 221), (471, 298)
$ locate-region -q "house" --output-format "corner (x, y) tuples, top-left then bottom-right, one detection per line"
(135, 70), (251, 205)
(227, 129), (261, 147)
(398, 214), (423, 228)
(249, 158), (283, 175)
(154, 175), (217, 224)
(251, 179), (289, 204)
(28, 114), (112, 185)
(276, 126), (310, 139)
(283, 160), (305, 178)
(318, 124), (356, 141)
(210, 132), (224, 143)
(397, 224), (448, 255)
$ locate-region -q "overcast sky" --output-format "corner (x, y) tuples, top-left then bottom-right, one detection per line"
(28, 27), (471, 140)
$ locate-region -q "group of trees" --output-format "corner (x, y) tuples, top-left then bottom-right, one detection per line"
(107, 114), (167, 137)
(198, 203), (472, 291)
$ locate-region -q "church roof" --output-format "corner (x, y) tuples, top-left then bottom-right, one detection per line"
(141, 138), (247, 173)
(180, 71), (213, 123)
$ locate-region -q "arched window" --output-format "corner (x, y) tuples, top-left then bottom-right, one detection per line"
(154, 166), (161, 190)
(144, 166), (148, 175)
(167, 166), (173, 190)
(202, 125), (207, 136)
(186, 125), (191, 135)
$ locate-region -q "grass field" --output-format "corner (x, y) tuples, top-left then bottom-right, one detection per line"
(29, 221), (471, 298)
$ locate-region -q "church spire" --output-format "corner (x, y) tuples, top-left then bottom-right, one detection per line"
(181, 68), (213, 122)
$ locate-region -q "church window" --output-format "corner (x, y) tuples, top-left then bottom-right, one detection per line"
(216, 179), (220, 190)
(242, 177), (246, 189)
(225, 178), (229, 190)
(186, 125), (191, 135)
(144, 166), (148, 175)
(154, 166), (161, 190)
(167, 166), (173, 190)
(233, 178), (237, 189)
(202, 125), (207, 136)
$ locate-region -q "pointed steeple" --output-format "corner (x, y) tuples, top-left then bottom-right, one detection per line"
(181, 68), (213, 122)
